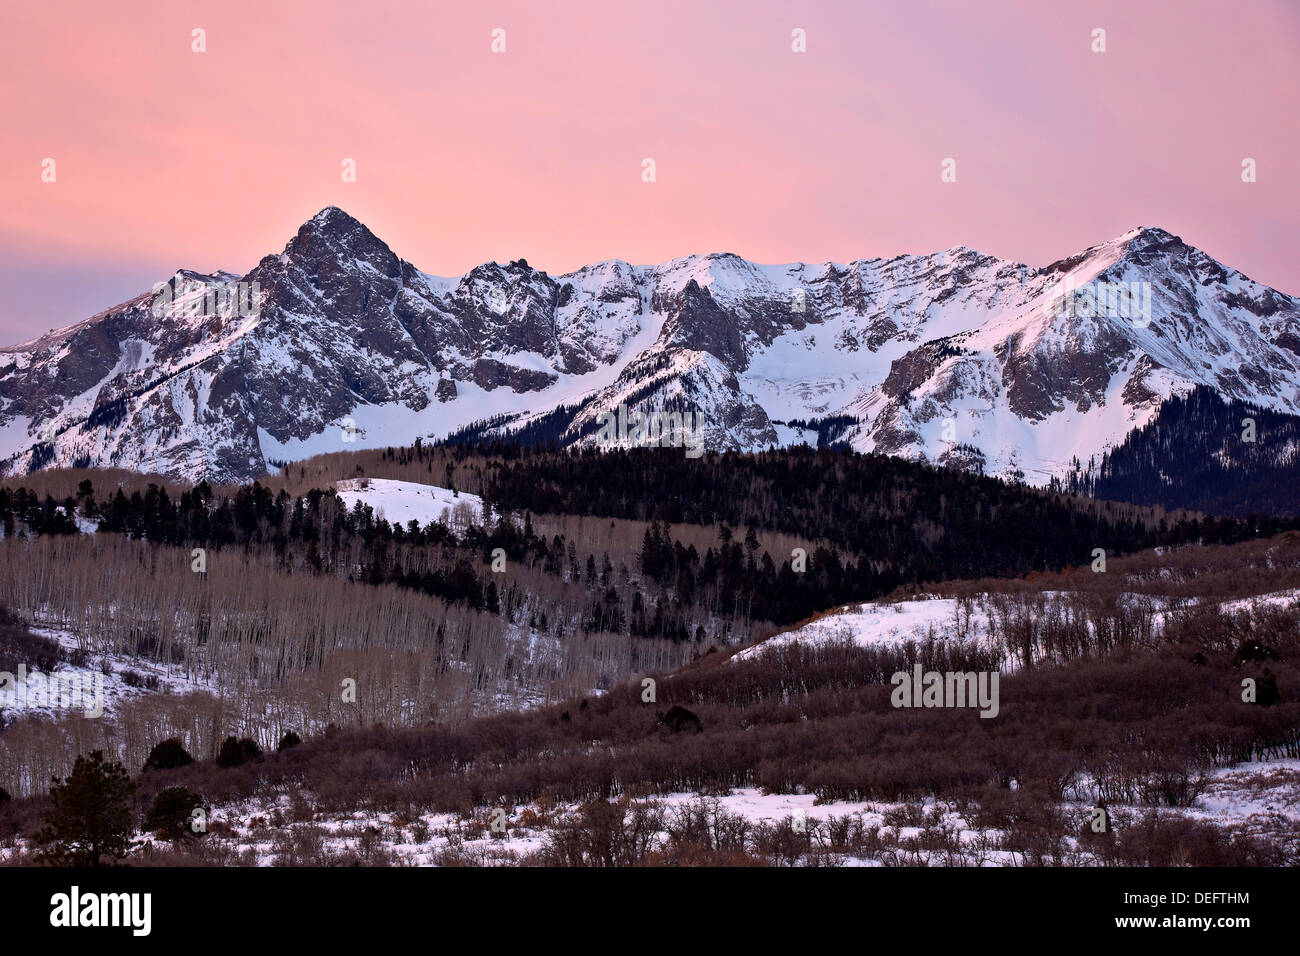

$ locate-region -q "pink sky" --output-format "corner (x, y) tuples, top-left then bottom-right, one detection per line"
(2, 0), (1297, 343)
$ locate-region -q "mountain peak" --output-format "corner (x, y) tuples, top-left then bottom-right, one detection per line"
(6, 215), (1298, 488)
(284, 206), (398, 275)
(310, 205), (359, 226)
(296, 205), (374, 240)
(1040, 226), (1188, 279)
(1115, 225), (1182, 250)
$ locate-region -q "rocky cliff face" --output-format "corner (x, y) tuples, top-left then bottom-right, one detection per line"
(3, 210), (1298, 485)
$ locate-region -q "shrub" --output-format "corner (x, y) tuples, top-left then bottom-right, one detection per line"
(121, 670), (160, 691)
(1254, 669), (1282, 707)
(143, 738), (194, 773)
(145, 787), (206, 841)
(658, 705), (703, 734)
(0, 612), (63, 674)
(277, 731), (302, 752)
(1234, 639), (1281, 666)
(216, 736), (264, 768)
(538, 799), (664, 866)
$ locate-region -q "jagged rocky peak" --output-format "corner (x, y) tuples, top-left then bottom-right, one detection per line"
(1117, 225), (1181, 246)
(304, 204), (368, 238)
(1, 215), (1297, 487)
(283, 206), (399, 276)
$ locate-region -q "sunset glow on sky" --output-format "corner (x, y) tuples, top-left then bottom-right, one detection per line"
(2, 0), (1297, 342)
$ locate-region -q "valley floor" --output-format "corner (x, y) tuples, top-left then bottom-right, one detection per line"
(5, 757), (1294, 867)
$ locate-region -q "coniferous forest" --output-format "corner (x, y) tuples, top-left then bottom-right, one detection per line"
(3, 444), (1296, 638)
(1059, 386), (1300, 517)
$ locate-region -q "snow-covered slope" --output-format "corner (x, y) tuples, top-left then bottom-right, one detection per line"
(737, 587), (1300, 663)
(3, 210), (1298, 484)
(732, 596), (995, 662)
(334, 478), (484, 529)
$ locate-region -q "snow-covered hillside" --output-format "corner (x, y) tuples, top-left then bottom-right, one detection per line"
(1, 623), (218, 723)
(732, 596), (994, 661)
(738, 587), (1300, 662)
(333, 479), (485, 529)
(4, 209), (1298, 485)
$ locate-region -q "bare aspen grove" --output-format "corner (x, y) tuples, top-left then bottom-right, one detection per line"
(0, 527), (697, 798)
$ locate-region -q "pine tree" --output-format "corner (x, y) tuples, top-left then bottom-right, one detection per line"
(36, 750), (136, 866)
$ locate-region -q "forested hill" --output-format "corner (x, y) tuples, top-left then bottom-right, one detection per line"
(4, 444), (1298, 634)
(480, 444), (1293, 578)
(1058, 386), (1300, 518)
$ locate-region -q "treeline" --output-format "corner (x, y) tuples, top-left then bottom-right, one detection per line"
(633, 519), (897, 624)
(0, 468), (1119, 638)
(1, 478), (740, 639)
(481, 444), (1299, 579)
(0, 486), (83, 537)
(7, 442), (1300, 637)
(775, 414), (859, 447)
(1058, 386), (1300, 517)
(1, 478), (521, 615)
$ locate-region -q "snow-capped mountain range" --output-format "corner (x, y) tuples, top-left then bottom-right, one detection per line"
(2, 206), (1298, 485)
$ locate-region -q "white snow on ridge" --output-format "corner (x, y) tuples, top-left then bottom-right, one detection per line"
(733, 596), (991, 663)
(737, 588), (1300, 663)
(333, 478), (484, 528)
(9, 216), (1300, 488)
(1214, 588), (1300, 616)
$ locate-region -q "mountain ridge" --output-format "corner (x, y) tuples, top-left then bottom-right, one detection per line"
(2, 208), (1298, 486)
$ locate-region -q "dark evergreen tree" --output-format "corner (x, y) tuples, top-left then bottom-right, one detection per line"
(36, 751), (136, 866)
(142, 738), (194, 773)
(216, 736), (264, 768)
